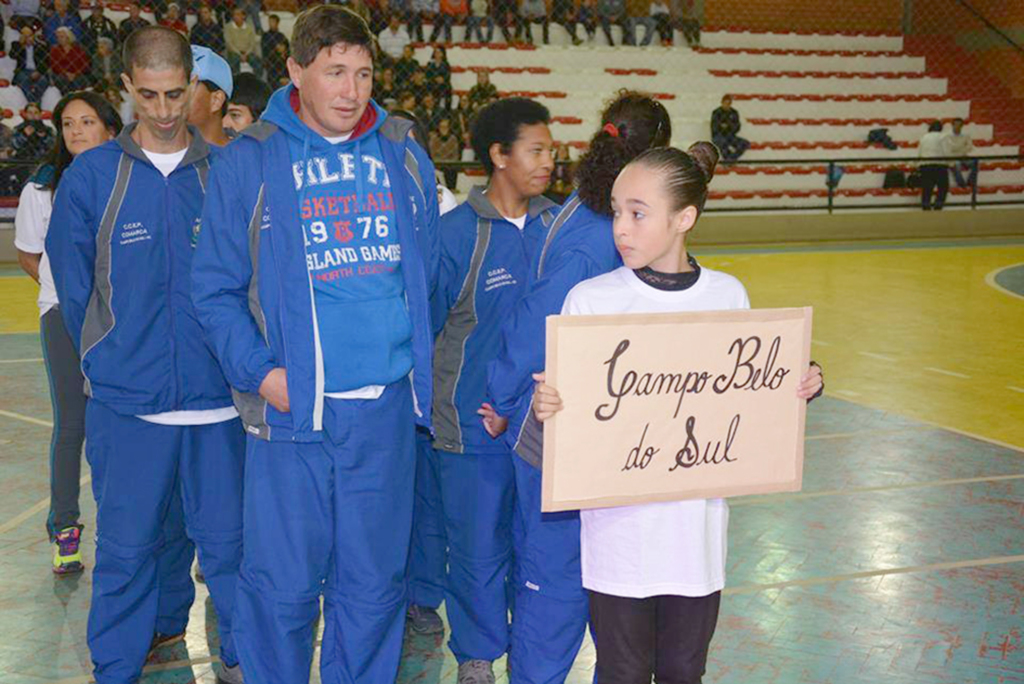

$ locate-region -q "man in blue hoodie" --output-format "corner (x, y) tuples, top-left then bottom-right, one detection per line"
(191, 6), (439, 684)
(46, 26), (244, 684)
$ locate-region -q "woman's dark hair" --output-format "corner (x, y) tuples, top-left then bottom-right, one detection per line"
(432, 45), (448, 62)
(928, 120), (943, 132)
(629, 142), (720, 216)
(39, 90), (123, 195)
(470, 97), (551, 176)
(291, 5), (376, 67)
(575, 90), (672, 215)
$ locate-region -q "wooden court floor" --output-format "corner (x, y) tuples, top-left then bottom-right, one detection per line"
(0, 236), (1021, 683)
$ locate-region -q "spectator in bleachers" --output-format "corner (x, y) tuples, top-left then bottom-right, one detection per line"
(11, 26), (51, 104)
(378, 13), (412, 62)
(191, 4), (227, 53)
(158, 3), (189, 35)
(576, 0), (598, 42)
(491, 0), (517, 43)
(436, 0), (469, 44)
(235, 0), (265, 34)
(225, 7), (262, 77)
(625, 0), (653, 45)
(0, 118), (15, 159)
(118, 3), (151, 44)
(348, 0), (374, 29)
(409, 0), (440, 42)
(91, 37), (122, 89)
(416, 91), (443, 130)
(918, 119), (948, 211)
(102, 83), (134, 124)
(411, 68), (429, 98)
(188, 45), (232, 146)
(453, 94), (472, 146)
(399, 90), (417, 112)
(425, 45), (452, 109)
(13, 102), (54, 159)
(393, 43), (420, 83)
(596, 0), (625, 46)
(551, 0), (583, 45)
(465, 0), (494, 42)
(547, 141), (573, 201)
(363, 0), (390, 34)
(468, 70), (497, 110)
(223, 72), (271, 134)
(374, 66), (399, 107)
(672, 0), (699, 46)
(649, 0), (670, 45)
(711, 94), (749, 162)
(264, 40), (290, 87)
(516, 0), (549, 44)
(82, 2), (118, 52)
(261, 14), (289, 57)
(48, 28), (91, 93)
(9, 0), (43, 33)
(944, 117), (976, 188)
(43, 0), (84, 46)
(429, 116), (460, 189)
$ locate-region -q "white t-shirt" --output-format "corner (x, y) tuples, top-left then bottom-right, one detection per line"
(438, 185), (458, 215)
(14, 182), (57, 316)
(503, 214), (527, 230)
(138, 146), (238, 426)
(377, 26), (411, 61)
(566, 265), (750, 599)
(917, 131), (947, 160)
(144, 148), (187, 177)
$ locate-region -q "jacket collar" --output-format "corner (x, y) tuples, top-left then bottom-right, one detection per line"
(468, 185), (558, 221)
(116, 123), (211, 169)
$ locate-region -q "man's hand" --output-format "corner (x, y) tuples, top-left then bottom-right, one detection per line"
(258, 367), (290, 413)
(478, 402), (508, 438)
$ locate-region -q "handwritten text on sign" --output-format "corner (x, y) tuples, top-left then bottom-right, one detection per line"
(541, 307), (812, 512)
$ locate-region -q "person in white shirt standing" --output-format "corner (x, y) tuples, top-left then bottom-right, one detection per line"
(944, 117), (976, 189)
(918, 120), (949, 211)
(15, 91), (122, 575)
(532, 143), (823, 684)
(378, 13), (411, 62)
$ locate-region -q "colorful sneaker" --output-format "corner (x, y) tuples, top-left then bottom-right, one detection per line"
(217, 662), (244, 684)
(406, 604), (445, 634)
(52, 527), (84, 575)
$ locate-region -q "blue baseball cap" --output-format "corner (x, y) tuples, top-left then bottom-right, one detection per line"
(191, 45), (233, 98)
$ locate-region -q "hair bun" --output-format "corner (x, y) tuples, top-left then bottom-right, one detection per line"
(687, 141), (720, 184)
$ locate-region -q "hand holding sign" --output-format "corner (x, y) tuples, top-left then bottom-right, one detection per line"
(540, 307), (813, 512)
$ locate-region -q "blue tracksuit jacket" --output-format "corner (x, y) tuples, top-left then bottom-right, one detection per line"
(192, 87), (439, 442)
(487, 192), (621, 461)
(431, 186), (558, 455)
(46, 125), (233, 415)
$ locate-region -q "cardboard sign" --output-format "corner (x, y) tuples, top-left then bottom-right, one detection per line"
(541, 307), (812, 512)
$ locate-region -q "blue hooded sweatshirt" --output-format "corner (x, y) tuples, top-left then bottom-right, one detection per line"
(431, 186), (558, 455)
(47, 125), (233, 416)
(192, 86), (439, 441)
(487, 192), (622, 463)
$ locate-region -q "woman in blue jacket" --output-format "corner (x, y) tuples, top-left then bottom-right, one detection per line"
(487, 91), (673, 684)
(408, 97), (559, 684)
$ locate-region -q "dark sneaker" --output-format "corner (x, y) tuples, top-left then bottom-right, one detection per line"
(406, 604), (445, 634)
(458, 660), (495, 684)
(147, 631), (185, 658)
(217, 662), (244, 684)
(52, 527), (84, 575)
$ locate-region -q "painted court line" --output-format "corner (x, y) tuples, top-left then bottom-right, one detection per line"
(830, 389), (861, 398)
(923, 366), (972, 379)
(1008, 386), (1024, 394)
(805, 426), (932, 441)
(48, 655), (218, 684)
(857, 351), (896, 362)
(731, 473), (1024, 506)
(0, 408), (52, 427)
(984, 262), (1024, 302)
(0, 357), (43, 364)
(0, 474), (91, 535)
(724, 554), (1024, 595)
(811, 339), (831, 346)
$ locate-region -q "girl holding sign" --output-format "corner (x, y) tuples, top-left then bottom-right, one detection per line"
(532, 145), (823, 683)
(486, 90), (672, 683)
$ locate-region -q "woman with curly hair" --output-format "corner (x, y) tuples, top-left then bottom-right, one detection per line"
(485, 89), (672, 684)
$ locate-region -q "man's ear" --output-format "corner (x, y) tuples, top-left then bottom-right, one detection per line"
(211, 89), (228, 115)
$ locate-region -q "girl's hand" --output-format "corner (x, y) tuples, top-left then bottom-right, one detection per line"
(797, 362), (824, 402)
(533, 372), (563, 422)
(478, 402), (508, 438)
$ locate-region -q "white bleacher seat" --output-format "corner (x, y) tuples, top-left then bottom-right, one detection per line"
(41, 86), (61, 112)
(0, 85), (27, 113)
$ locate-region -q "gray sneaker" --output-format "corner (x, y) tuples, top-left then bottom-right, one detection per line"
(457, 660), (495, 684)
(217, 663), (244, 684)
(406, 604), (445, 634)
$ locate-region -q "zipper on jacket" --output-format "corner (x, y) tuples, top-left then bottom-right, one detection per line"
(164, 174), (180, 409)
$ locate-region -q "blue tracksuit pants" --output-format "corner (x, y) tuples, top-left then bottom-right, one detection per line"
(409, 441), (516, 663)
(233, 380), (416, 684)
(509, 455), (590, 684)
(85, 400), (244, 684)
(408, 431), (447, 610)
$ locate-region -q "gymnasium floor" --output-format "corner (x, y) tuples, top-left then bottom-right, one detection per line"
(0, 235), (1022, 683)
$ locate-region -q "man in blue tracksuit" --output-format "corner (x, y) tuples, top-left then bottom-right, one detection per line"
(46, 27), (244, 684)
(408, 98), (557, 683)
(191, 6), (438, 683)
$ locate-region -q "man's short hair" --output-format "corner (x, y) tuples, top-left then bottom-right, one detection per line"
(291, 5), (377, 69)
(230, 72), (273, 120)
(269, 13), (280, 22)
(123, 25), (193, 80)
